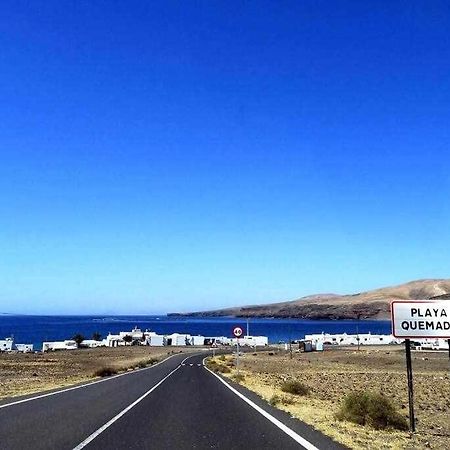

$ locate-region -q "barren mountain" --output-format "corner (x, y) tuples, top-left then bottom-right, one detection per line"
(169, 279), (450, 320)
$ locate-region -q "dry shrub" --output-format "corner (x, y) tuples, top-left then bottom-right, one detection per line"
(281, 380), (309, 396)
(215, 364), (231, 374)
(269, 395), (281, 406)
(281, 395), (295, 405)
(336, 391), (408, 430)
(94, 367), (118, 377)
(136, 357), (159, 369)
(207, 360), (231, 374)
(232, 373), (245, 383)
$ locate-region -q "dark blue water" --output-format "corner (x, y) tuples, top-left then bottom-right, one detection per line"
(0, 315), (391, 350)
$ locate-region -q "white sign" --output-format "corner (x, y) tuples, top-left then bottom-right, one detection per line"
(391, 300), (450, 338)
(233, 326), (243, 338)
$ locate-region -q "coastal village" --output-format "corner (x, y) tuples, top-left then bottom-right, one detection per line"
(1, 327), (449, 353)
(0, 327), (269, 353)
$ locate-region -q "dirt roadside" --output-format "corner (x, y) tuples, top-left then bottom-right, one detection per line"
(0, 346), (197, 400)
(208, 346), (450, 450)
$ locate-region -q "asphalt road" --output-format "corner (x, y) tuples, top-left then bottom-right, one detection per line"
(0, 352), (345, 450)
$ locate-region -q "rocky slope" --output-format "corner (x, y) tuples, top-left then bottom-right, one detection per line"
(169, 279), (450, 320)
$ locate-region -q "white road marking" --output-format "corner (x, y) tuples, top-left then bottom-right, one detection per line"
(189, 363), (193, 366)
(72, 354), (197, 449)
(0, 353), (184, 410)
(203, 358), (320, 450)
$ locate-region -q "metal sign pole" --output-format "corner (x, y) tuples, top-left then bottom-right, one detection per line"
(405, 339), (415, 432)
(236, 338), (240, 375)
(448, 339), (450, 363)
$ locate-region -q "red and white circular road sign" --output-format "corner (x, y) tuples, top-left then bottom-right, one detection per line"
(232, 326), (243, 338)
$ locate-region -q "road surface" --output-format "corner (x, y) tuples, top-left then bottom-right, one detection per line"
(0, 352), (345, 449)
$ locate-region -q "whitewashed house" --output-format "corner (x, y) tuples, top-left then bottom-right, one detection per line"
(165, 333), (190, 346)
(80, 339), (104, 348)
(0, 338), (14, 352)
(15, 343), (34, 353)
(103, 333), (123, 347)
(119, 327), (145, 343)
(305, 332), (403, 347)
(42, 340), (78, 352)
(412, 338), (449, 351)
(214, 336), (233, 345)
(190, 335), (206, 346)
(230, 336), (269, 347)
(147, 334), (164, 346)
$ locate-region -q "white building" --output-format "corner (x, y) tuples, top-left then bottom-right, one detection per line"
(42, 340), (78, 352)
(210, 336), (232, 346)
(119, 327), (145, 343)
(0, 338), (14, 352)
(80, 339), (104, 348)
(15, 343), (34, 353)
(305, 332), (403, 347)
(165, 333), (190, 346)
(147, 334), (164, 346)
(412, 338), (449, 351)
(189, 335), (206, 346)
(103, 333), (123, 347)
(230, 336), (269, 347)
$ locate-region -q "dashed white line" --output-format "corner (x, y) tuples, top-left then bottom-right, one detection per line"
(72, 354), (196, 450)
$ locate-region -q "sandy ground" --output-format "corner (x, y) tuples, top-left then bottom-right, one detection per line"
(0, 346), (195, 400)
(211, 346), (450, 450)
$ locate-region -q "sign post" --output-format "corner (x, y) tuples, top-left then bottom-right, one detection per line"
(391, 300), (450, 432)
(404, 338), (415, 432)
(232, 326), (243, 375)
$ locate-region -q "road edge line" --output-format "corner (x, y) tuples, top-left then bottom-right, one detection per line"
(203, 357), (319, 450)
(0, 352), (183, 409)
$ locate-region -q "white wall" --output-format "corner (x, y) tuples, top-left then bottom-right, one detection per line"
(0, 339), (13, 352)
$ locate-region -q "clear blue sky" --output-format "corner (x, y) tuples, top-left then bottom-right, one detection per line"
(1, 1), (449, 314)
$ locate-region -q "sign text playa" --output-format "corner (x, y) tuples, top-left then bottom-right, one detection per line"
(391, 300), (450, 338)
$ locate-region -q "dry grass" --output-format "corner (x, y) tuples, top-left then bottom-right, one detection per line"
(212, 346), (450, 450)
(0, 346), (192, 399)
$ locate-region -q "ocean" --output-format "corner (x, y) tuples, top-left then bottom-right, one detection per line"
(0, 315), (392, 350)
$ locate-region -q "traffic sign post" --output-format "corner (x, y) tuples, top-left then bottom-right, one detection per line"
(236, 339), (240, 374)
(232, 326), (243, 375)
(404, 338), (415, 432)
(391, 300), (450, 432)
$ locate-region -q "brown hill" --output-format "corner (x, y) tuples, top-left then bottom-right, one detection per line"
(169, 279), (450, 320)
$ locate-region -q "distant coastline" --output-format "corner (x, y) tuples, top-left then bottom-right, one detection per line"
(167, 310), (387, 320)
(169, 278), (450, 321)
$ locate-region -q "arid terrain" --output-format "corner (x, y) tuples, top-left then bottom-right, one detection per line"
(209, 346), (450, 450)
(0, 346), (193, 400)
(2, 344), (449, 449)
(172, 278), (450, 320)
